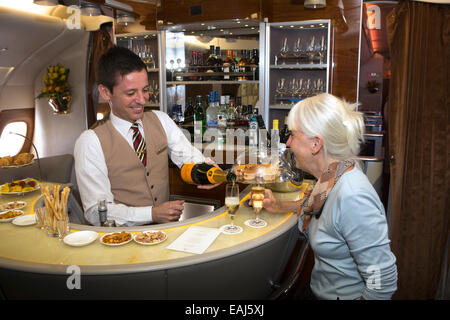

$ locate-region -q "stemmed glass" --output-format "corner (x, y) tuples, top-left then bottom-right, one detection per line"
(152, 81), (159, 103)
(316, 35), (326, 64)
(275, 78), (287, 104)
(220, 183), (243, 234)
(147, 51), (156, 69)
(306, 36), (316, 63)
(246, 184), (267, 228)
(288, 78), (299, 104)
(278, 37), (289, 64)
(292, 38), (302, 64)
(147, 81), (154, 103)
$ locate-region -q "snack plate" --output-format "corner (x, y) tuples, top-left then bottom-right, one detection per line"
(0, 201), (26, 211)
(0, 210), (24, 223)
(0, 179), (40, 195)
(100, 232), (133, 246)
(133, 230), (167, 246)
(12, 214), (36, 226)
(0, 159), (35, 169)
(64, 231), (98, 247)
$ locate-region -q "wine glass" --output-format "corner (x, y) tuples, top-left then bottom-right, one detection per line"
(220, 183), (243, 234)
(317, 35), (326, 64)
(278, 37), (289, 64)
(275, 78), (287, 104)
(292, 37), (302, 64)
(306, 36), (316, 63)
(152, 81), (159, 103)
(245, 184), (267, 228)
(147, 52), (156, 69)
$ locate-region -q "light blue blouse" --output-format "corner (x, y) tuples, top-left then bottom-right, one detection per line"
(299, 168), (398, 300)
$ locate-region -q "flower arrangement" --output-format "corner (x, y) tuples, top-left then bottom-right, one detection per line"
(36, 63), (71, 99)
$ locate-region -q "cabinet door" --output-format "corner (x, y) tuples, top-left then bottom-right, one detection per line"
(265, 20), (332, 130)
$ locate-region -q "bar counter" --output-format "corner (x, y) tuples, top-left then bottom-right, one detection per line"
(0, 182), (309, 299)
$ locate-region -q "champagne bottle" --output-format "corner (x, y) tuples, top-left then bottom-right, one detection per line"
(181, 163), (237, 185)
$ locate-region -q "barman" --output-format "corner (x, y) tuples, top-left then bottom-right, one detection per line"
(74, 46), (213, 226)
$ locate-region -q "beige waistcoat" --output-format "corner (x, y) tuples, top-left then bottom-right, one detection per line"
(93, 111), (169, 208)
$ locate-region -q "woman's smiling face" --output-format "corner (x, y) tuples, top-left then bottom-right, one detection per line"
(286, 128), (314, 171)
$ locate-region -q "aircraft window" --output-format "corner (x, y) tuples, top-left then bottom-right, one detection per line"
(0, 121), (27, 157)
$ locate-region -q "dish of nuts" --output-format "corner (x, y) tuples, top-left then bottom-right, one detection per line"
(134, 230), (167, 245)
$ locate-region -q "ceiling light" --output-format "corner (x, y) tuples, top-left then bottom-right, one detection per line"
(33, 0), (58, 5)
(304, 0), (326, 9)
(116, 10), (135, 26)
(80, 1), (101, 16)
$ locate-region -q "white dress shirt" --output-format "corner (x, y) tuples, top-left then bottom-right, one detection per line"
(74, 111), (205, 226)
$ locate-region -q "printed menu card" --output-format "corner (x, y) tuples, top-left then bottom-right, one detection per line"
(167, 226), (221, 254)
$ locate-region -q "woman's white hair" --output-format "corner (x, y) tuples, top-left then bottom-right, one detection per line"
(287, 93), (365, 161)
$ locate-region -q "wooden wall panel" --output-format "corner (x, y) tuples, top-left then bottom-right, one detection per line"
(158, 0), (263, 24)
(264, 0), (362, 102)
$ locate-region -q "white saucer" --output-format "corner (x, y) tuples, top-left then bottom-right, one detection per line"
(12, 214), (36, 226)
(63, 231), (98, 247)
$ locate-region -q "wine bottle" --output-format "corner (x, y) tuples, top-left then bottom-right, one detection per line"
(181, 163), (237, 185)
(193, 95), (205, 135)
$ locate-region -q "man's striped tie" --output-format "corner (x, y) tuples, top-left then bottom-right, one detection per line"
(130, 122), (147, 166)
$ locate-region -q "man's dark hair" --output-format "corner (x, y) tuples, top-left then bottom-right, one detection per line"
(97, 46), (147, 93)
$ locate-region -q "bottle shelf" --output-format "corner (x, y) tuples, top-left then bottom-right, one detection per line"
(269, 104), (296, 110)
(167, 80), (259, 85)
(172, 71), (255, 77)
(270, 64), (327, 70)
(146, 67), (159, 72)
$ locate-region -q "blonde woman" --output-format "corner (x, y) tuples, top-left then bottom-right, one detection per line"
(263, 93), (397, 300)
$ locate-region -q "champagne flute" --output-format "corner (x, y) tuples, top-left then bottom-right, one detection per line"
(246, 184), (267, 228)
(220, 183), (243, 234)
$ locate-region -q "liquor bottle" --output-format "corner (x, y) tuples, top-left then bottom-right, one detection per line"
(206, 91), (218, 127)
(238, 49), (247, 80)
(217, 96), (228, 144)
(206, 45), (216, 72)
(217, 95), (228, 129)
(280, 116), (290, 143)
(232, 50), (239, 72)
(193, 95), (205, 135)
(249, 49), (259, 80)
(181, 162), (237, 185)
(215, 46), (223, 67)
(226, 96), (236, 128)
(271, 119), (280, 150)
(248, 107), (258, 147)
(223, 50), (233, 80)
(256, 113), (271, 148)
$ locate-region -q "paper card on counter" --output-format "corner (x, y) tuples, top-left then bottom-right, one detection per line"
(167, 226), (221, 255)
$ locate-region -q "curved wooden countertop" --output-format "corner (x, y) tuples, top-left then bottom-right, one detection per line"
(0, 182), (309, 275)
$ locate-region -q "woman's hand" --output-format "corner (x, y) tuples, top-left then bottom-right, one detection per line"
(262, 189), (284, 213)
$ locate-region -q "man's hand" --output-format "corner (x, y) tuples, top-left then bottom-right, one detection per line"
(152, 200), (184, 223)
(197, 183), (221, 190)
